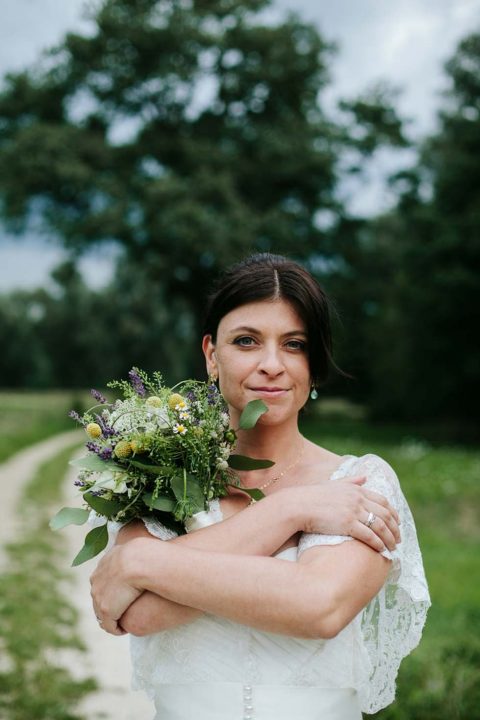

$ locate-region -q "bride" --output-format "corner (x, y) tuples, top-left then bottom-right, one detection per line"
(91, 253), (430, 719)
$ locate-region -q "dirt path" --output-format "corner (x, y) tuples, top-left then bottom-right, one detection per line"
(0, 430), (83, 568)
(0, 433), (153, 719)
(62, 455), (154, 720)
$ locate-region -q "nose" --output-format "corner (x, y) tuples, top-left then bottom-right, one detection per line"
(257, 343), (285, 377)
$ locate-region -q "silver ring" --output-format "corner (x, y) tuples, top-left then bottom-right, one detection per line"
(365, 512), (376, 529)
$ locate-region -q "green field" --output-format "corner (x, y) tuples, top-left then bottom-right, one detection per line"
(0, 392), (479, 717)
(0, 390), (92, 462)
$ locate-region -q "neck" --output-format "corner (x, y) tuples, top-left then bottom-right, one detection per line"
(233, 416), (304, 488)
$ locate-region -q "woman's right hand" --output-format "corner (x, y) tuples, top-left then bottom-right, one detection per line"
(284, 477), (401, 553)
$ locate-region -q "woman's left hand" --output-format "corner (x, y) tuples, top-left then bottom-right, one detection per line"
(90, 543), (143, 635)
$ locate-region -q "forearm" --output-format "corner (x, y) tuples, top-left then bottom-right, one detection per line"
(173, 489), (301, 555)
(120, 492), (303, 635)
(126, 538), (327, 638)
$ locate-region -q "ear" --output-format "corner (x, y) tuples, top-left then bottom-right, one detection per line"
(202, 334), (217, 377)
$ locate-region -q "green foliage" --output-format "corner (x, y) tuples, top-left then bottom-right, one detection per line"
(0, 0), (408, 388)
(0, 444), (96, 719)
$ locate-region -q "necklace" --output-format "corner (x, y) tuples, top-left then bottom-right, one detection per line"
(254, 437), (306, 492)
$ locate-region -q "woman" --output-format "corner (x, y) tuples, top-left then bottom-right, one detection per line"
(91, 253), (430, 719)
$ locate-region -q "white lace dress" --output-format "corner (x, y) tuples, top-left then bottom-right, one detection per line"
(130, 453), (431, 719)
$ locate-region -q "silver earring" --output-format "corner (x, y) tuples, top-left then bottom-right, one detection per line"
(310, 386), (318, 400)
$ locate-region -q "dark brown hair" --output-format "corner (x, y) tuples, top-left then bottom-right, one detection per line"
(203, 253), (339, 387)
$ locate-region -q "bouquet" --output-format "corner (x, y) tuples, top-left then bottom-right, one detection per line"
(50, 368), (273, 565)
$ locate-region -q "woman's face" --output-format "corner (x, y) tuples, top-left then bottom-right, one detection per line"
(202, 298), (311, 426)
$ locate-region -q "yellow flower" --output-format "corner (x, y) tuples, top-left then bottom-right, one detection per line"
(168, 393), (185, 410)
(114, 440), (133, 458)
(86, 422), (102, 439)
(130, 438), (146, 454)
(146, 396), (162, 408)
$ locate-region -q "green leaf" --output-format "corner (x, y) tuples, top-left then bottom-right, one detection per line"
(238, 399), (269, 430)
(228, 454), (274, 471)
(72, 524), (109, 566)
(170, 474), (205, 511)
(49, 507), (90, 531)
(142, 493), (176, 512)
(127, 459), (175, 475)
(233, 486), (265, 502)
(83, 492), (123, 517)
(69, 455), (118, 472)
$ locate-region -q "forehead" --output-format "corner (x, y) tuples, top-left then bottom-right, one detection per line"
(217, 298), (306, 334)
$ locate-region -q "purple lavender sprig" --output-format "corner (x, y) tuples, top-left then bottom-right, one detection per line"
(91, 388), (108, 404)
(94, 413), (118, 438)
(69, 410), (84, 424)
(128, 367), (146, 397)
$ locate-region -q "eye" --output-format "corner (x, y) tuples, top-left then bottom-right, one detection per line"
(285, 339), (307, 351)
(233, 336), (257, 347)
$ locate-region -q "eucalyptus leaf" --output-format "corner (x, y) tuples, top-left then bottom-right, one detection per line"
(228, 454), (274, 471)
(238, 399), (269, 430)
(143, 493), (176, 512)
(83, 492), (123, 517)
(72, 524), (109, 566)
(49, 507), (90, 531)
(234, 486), (265, 502)
(69, 455), (118, 472)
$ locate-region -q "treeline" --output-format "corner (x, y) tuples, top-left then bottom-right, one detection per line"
(0, 0), (478, 427)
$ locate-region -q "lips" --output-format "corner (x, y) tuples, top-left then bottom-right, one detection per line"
(251, 387), (288, 392)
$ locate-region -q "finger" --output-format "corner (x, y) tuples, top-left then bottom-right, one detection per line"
(98, 615), (126, 636)
(350, 520), (386, 553)
(344, 475), (367, 485)
(362, 490), (401, 525)
(364, 511), (397, 552)
(365, 500), (401, 544)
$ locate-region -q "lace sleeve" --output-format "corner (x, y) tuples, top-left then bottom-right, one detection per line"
(297, 453), (431, 713)
(142, 498), (224, 538)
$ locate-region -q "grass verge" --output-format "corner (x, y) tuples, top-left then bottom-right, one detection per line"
(0, 444), (97, 720)
(0, 391), (92, 463)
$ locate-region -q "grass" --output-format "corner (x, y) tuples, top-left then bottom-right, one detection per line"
(0, 444), (96, 720)
(0, 390), (92, 463)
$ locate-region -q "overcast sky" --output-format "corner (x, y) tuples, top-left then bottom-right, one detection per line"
(1, 0), (479, 291)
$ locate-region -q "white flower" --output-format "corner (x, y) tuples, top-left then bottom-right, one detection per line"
(221, 412), (230, 427)
(173, 424), (188, 435)
(216, 459), (229, 470)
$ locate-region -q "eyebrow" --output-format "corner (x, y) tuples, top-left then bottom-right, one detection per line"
(228, 325), (307, 338)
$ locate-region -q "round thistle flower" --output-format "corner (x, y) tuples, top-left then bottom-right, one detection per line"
(146, 396), (162, 408)
(193, 427), (204, 437)
(114, 440), (133, 458)
(173, 424), (187, 436)
(168, 393), (185, 410)
(86, 422), (102, 439)
(130, 438), (146, 454)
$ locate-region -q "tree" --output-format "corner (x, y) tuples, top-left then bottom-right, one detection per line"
(357, 32), (480, 426)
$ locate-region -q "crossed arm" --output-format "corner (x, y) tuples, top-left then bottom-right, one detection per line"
(91, 482), (395, 637)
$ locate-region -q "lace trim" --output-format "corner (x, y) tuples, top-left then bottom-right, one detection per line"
(296, 453), (430, 712)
